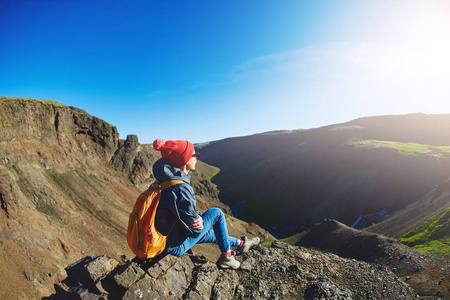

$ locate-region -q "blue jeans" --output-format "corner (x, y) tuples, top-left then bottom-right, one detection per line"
(166, 207), (240, 257)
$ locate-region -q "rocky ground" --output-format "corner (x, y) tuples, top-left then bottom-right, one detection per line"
(297, 219), (449, 299)
(45, 241), (417, 300)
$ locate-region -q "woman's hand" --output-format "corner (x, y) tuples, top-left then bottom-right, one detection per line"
(190, 215), (203, 231)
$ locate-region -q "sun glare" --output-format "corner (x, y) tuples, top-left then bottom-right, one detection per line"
(398, 1), (450, 79)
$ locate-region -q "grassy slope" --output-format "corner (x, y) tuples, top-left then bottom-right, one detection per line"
(195, 161), (220, 180)
(355, 141), (450, 255)
(261, 231), (307, 248)
(276, 207), (450, 255)
(399, 208), (450, 255)
(352, 139), (450, 157)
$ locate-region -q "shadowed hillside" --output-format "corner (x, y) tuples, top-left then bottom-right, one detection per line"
(367, 177), (450, 239)
(198, 114), (450, 233)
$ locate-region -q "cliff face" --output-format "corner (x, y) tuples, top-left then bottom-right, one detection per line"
(0, 98), (135, 298)
(0, 98), (268, 299)
(0, 98), (119, 167)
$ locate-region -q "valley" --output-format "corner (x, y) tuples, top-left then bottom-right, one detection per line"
(199, 114), (450, 235)
(0, 97), (449, 299)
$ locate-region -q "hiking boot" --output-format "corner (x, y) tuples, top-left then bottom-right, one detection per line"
(217, 252), (240, 269)
(237, 236), (260, 254)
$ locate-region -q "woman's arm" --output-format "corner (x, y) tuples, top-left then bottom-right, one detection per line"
(167, 184), (202, 237)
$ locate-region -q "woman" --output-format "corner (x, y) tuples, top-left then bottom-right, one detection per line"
(152, 139), (260, 269)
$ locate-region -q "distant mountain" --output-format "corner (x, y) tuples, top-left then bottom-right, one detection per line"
(198, 113), (450, 234)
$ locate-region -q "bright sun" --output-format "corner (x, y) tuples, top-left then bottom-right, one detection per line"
(399, 1), (450, 79)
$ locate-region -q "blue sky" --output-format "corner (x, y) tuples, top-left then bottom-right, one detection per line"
(1, 0), (450, 143)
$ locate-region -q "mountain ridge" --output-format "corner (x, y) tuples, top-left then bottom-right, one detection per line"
(198, 113), (450, 233)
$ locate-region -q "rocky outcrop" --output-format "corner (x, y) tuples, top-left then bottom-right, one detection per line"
(297, 220), (450, 299)
(70, 106), (119, 160)
(0, 97), (119, 165)
(47, 242), (416, 300)
(110, 135), (157, 189)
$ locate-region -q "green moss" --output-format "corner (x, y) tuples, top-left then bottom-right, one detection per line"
(207, 171), (219, 181)
(72, 109), (86, 117)
(105, 161), (115, 170)
(409, 240), (450, 253)
(400, 208), (450, 255)
(279, 231), (308, 244)
(51, 173), (66, 189)
(1, 96), (66, 108)
(121, 149), (129, 159)
(352, 139), (450, 157)
(261, 231), (307, 248)
(12, 165), (21, 175)
(35, 201), (57, 215)
(261, 240), (273, 248)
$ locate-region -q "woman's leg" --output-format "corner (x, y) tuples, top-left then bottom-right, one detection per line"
(198, 208), (240, 252)
(167, 208), (240, 257)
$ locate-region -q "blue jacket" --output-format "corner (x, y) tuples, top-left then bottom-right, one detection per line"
(153, 158), (201, 246)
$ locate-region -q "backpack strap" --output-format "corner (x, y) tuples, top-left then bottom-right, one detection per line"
(148, 179), (185, 191)
(154, 179), (185, 238)
(160, 180), (185, 190)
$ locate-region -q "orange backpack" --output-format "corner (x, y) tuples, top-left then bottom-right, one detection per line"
(127, 180), (184, 259)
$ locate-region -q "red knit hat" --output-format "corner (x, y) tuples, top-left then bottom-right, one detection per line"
(153, 139), (194, 168)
